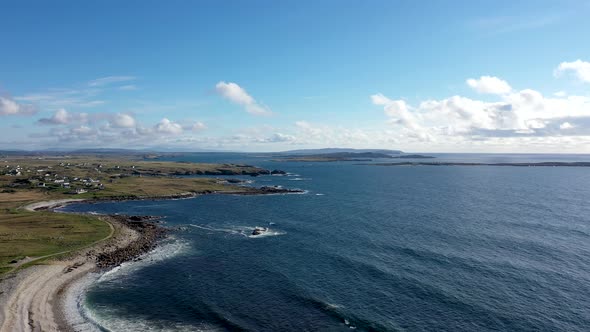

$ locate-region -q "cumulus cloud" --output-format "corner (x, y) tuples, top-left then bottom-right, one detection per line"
(370, 94), (430, 141)
(215, 81), (271, 115)
(109, 113), (136, 128)
(154, 118), (183, 135)
(554, 60), (590, 83)
(0, 96), (37, 116)
(372, 78), (590, 144)
(466, 76), (512, 94)
(37, 108), (88, 125)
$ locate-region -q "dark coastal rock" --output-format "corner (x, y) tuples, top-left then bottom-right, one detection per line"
(257, 186), (304, 194)
(271, 169), (287, 175)
(96, 215), (167, 269)
(226, 178), (245, 183)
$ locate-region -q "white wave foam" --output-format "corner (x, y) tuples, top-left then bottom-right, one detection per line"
(84, 304), (221, 332)
(63, 272), (102, 332)
(315, 193), (325, 196)
(98, 238), (190, 283)
(189, 224), (286, 238)
(248, 229), (286, 238)
(64, 238), (192, 332)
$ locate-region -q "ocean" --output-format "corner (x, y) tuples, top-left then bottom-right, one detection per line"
(60, 153), (590, 331)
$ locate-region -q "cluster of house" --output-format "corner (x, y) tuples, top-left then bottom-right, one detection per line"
(3, 164), (29, 176)
(36, 176), (105, 194)
(0, 161), (139, 194)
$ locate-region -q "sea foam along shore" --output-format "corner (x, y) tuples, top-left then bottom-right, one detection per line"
(0, 199), (155, 332)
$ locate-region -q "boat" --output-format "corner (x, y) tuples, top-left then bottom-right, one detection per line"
(252, 226), (268, 236)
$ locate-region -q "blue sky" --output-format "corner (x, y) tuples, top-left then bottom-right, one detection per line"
(1, 0), (590, 152)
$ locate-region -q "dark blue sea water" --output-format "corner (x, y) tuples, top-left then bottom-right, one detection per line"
(61, 154), (590, 331)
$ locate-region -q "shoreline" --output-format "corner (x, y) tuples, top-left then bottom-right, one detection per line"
(0, 212), (160, 332)
(1, 186), (304, 331)
(21, 185), (305, 212)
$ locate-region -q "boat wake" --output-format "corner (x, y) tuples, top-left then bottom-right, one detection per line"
(189, 224), (286, 238)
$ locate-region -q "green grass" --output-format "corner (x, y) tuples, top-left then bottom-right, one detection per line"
(0, 212), (110, 272)
(0, 155), (263, 276)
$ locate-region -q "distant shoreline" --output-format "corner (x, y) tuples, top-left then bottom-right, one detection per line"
(364, 161), (590, 167)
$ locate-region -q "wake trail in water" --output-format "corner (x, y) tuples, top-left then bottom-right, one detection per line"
(189, 224), (286, 238)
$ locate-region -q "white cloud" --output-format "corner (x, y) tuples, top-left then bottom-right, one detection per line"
(256, 133), (296, 143)
(372, 79), (590, 144)
(0, 96), (37, 116)
(466, 76), (512, 94)
(190, 121), (206, 131)
(154, 118), (183, 135)
(110, 113), (136, 128)
(560, 122), (574, 130)
(16, 88), (104, 109)
(215, 81), (271, 115)
(554, 60), (590, 83)
(89, 76), (136, 87)
(371, 94), (431, 141)
(118, 85), (138, 91)
(38, 108), (88, 125)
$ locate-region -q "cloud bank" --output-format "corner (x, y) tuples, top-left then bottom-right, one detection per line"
(372, 77), (590, 145)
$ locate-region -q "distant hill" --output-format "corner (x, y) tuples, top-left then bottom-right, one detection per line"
(279, 148), (402, 155)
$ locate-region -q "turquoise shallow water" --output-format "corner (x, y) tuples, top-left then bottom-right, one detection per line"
(62, 154), (590, 331)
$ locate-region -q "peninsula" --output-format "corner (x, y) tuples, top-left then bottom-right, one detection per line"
(0, 153), (299, 331)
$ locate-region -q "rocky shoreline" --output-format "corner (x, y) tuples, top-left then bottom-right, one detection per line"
(93, 215), (167, 269)
(3, 177), (304, 331)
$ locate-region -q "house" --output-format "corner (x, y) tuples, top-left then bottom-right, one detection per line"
(75, 188), (87, 194)
(62, 183), (71, 189)
(38, 182), (46, 187)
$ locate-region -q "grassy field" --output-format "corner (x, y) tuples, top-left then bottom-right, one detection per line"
(0, 155), (264, 275)
(0, 212), (111, 274)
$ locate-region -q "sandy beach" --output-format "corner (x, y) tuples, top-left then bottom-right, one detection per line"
(0, 213), (139, 332)
(22, 199), (86, 212)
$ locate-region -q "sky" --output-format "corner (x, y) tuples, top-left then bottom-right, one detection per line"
(1, 0), (590, 153)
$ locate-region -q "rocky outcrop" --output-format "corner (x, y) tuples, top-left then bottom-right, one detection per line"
(95, 215), (167, 268)
(247, 186), (304, 194)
